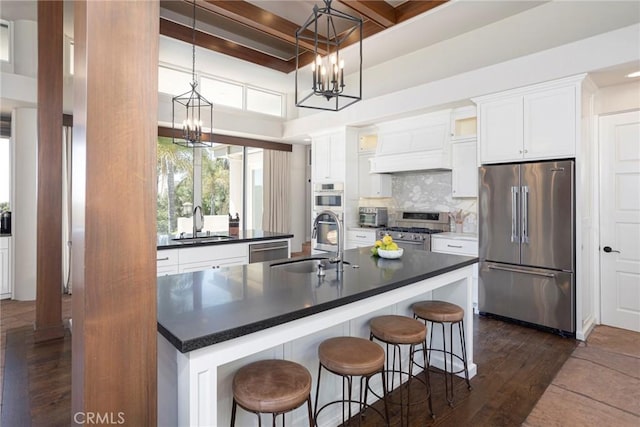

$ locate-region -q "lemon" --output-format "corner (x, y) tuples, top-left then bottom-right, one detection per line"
(382, 235), (393, 246)
(374, 240), (382, 248)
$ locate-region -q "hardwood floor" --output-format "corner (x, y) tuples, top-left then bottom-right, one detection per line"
(2, 293), (580, 426)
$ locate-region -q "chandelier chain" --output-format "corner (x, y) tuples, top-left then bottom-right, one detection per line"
(191, 0), (196, 85)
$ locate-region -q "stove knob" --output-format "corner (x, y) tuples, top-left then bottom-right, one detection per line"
(398, 233), (404, 239)
(414, 235), (421, 241)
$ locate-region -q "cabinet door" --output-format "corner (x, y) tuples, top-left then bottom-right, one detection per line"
(451, 140), (478, 198)
(523, 86), (576, 159)
(312, 133), (345, 182)
(479, 97), (523, 164)
(358, 154), (391, 197)
(157, 264), (179, 277)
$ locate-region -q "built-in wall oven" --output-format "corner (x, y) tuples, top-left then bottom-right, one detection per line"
(313, 182), (344, 211)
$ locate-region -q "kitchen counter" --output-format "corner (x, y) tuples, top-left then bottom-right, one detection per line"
(158, 247), (477, 352)
(156, 229), (293, 250)
(157, 248), (477, 426)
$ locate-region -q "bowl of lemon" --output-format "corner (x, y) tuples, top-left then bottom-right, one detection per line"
(371, 235), (404, 259)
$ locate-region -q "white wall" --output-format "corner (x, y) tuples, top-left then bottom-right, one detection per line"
(288, 144), (306, 252)
(595, 81), (640, 115)
(11, 107), (37, 301)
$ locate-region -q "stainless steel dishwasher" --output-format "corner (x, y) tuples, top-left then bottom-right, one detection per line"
(249, 241), (290, 263)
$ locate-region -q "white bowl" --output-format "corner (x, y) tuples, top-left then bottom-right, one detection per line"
(377, 248), (404, 259)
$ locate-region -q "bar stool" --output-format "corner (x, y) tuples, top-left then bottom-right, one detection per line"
(231, 359), (313, 427)
(369, 315), (434, 425)
(412, 300), (472, 406)
(315, 337), (389, 426)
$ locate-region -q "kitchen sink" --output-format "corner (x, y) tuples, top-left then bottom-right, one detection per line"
(171, 235), (233, 243)
(270, 257), (350, 274)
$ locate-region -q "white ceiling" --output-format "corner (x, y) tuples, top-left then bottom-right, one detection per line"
(2, 1), (639, 100)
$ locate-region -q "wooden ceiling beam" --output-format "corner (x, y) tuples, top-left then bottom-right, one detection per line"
(197, 0), (327, 55)
(160, 17), (295, 73)
(338, 0), (397, 28)
(395, 0), (448, 24)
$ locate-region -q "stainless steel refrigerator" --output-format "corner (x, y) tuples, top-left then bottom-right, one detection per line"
(478, 159), (575, 334)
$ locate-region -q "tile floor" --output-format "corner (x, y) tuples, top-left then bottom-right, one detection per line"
(524, 325), (640, 427)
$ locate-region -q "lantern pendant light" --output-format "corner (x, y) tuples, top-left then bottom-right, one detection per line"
(172, 0), (213, 148)
(295, 0), (363, 111)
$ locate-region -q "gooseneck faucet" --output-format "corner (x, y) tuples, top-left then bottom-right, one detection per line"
(193, 205), (203, 238)
(312, 210), (344, 271)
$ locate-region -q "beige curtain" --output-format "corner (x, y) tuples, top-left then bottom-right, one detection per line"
(262, 149), (290, 233)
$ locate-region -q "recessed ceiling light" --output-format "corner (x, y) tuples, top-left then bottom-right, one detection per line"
(626, 71), (640, 78)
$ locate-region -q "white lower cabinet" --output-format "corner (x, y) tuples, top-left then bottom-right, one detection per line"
(345, 228), (377, 250)
(0, 237), (11, 299)
(157, 243), (250, 276)
(431, 233), (479, 313)
(179, 244), (248, 270)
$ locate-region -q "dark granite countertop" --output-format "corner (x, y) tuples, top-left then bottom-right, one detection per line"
(157, 247), (478, 353)
(157, 229), (293, 250)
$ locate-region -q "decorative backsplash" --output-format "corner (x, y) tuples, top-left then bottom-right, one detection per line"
(360, 171), (477, 233)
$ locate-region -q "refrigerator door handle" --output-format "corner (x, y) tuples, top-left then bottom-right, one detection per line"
(521, 185), (529, 244)
(511, 186), (519, 243)
(488, 264), (556, 278)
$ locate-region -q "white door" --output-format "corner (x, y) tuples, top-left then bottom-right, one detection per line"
(600, 110), (640, 332)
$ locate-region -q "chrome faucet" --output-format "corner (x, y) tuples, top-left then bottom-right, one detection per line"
(312, 210), (344, 271)
(193, 205), (204, 238)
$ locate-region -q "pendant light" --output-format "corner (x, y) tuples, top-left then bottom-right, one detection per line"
(172, 0), (213, 148)
(295, 0), (363, 111)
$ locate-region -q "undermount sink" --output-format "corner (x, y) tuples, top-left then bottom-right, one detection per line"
(172, 235), (233, 243)
(271, 257), (350, 274)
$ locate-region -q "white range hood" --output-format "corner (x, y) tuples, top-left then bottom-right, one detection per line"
(369, 110), (452, 173)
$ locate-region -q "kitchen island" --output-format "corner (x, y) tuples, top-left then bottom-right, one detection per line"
(157, 248), (478, 426)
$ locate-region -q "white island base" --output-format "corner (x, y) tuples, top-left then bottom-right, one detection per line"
(158, 265), (476, 427)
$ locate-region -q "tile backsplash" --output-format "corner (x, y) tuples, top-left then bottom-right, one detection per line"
(359, 171), (478, 233)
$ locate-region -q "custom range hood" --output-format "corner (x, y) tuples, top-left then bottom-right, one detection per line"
(369, 110), (452, 173)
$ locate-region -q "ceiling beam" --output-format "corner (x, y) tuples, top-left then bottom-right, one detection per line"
(197, 0), (328, 55)
(338, 1), (397, 28)
(160, 17), (294, 73)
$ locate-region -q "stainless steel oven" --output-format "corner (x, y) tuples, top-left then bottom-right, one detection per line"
(359, 207), (388, 228)
(313, 182), (344, 211)
(312, 210), (342, 252)
(377, 211), (449, 252)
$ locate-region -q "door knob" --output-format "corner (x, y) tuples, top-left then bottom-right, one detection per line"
(603, 246), (620, 253)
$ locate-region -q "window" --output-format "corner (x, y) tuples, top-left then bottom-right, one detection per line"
(200, 77), (243, 109)
(0, 20), (10, 62)
(246, 87), (283, 117)
(0, 138), (10, 211)
(156, 137), (193, 235)
(158, 66), (193, 96)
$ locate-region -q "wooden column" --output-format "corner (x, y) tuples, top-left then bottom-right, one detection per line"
(71, 1), (158, 425)
(35, 0), (65, 342)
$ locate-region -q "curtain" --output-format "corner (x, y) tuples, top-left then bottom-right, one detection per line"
(262, 149), (290, 233)
(62, 125), (72, 293)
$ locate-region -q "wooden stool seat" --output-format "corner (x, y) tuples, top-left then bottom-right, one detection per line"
(232, 359), (312, 414)
(413, 300), (464, 323)
(370, 315), (426, 344)
(319, 337), (385, 376)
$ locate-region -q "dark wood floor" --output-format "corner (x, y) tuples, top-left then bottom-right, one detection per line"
(1, 296), (577, 427)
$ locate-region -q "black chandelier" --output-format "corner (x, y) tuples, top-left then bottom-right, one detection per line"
(295, 0), (363, 111)
(172, 0), (213, 148)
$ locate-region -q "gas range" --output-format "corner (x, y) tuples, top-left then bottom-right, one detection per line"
(377, 211), (449, 251)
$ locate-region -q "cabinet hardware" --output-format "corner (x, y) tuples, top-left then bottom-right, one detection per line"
(603, 246), (620, 253)
(447, 244), (463, 248)
(157, 257), (169, 261)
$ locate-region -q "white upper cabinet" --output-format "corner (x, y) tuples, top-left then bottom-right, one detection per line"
(451, 140), (478, 198)
(312, 132), (346, 182)
(523, 85), (576, 159)
(474, 75), (584, 164)
(358, 153), (392, 197)
(478, 97), (523, 163)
